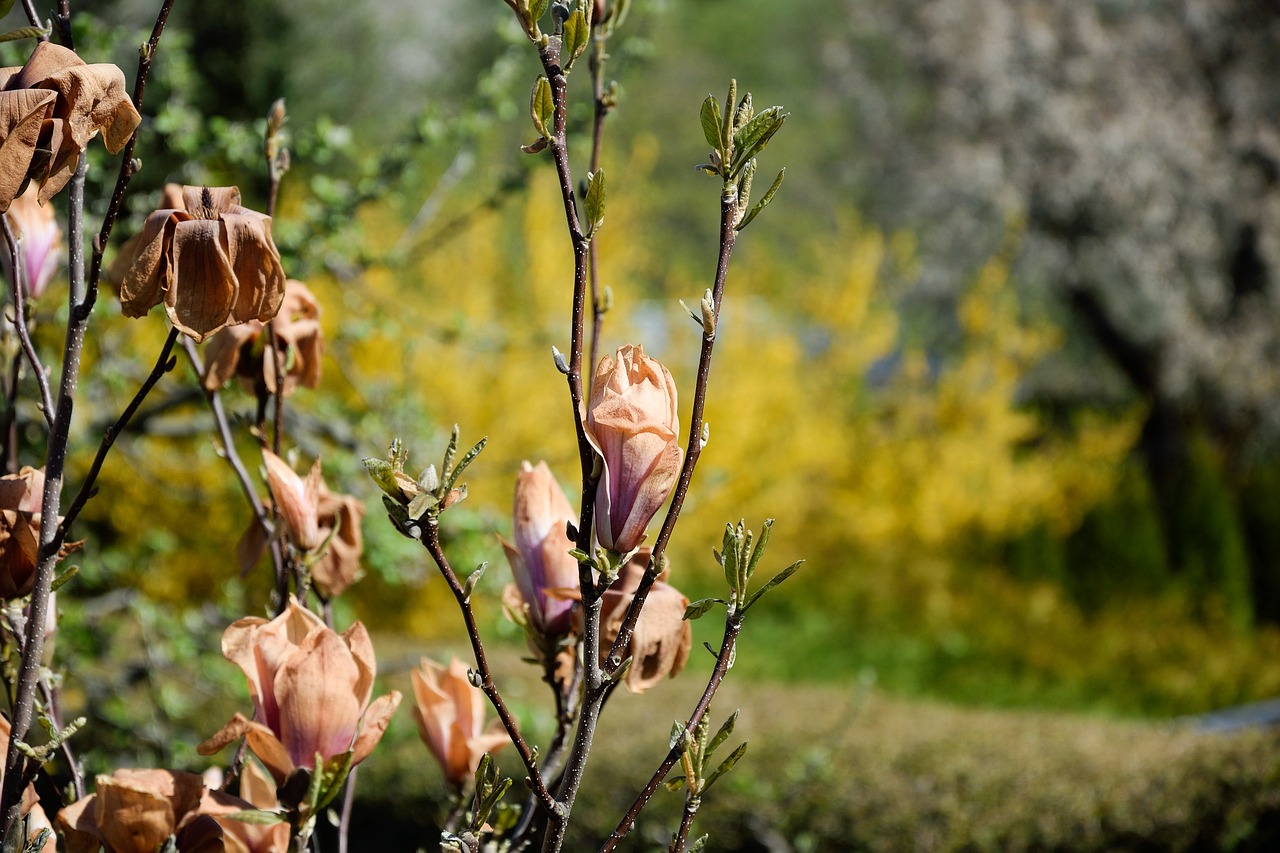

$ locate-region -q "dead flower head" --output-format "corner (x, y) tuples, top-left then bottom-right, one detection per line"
(598, 548), (692, 694)
(117, 184), (286, 342)
(56, 769), (225, 853)
(0, 42), (140, 211)
(202, 279), (323, 397)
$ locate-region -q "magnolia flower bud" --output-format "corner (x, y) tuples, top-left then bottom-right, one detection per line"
(411, 657), (511, 789)
(583, 345), (681, 553)
(3, 184), (62, 300)
(500, 461), (579, 636)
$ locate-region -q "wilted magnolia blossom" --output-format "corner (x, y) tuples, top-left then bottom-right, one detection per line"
(0, 42), (140, 211)
(117, 184), (286, 342)
(198, 599), (400, 787)
(3, 184), (61, 300)
(598, 547), (692, 693)
(411, 657), (511, 788)
(583, 344), (682, 553)
(499, 460), (579, 636)
(203, 279), (324, 397)
(0, 465), (45, 598)
(57, 769), (225, 853)
(198, 762), (289, 853)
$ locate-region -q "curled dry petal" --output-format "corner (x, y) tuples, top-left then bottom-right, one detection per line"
(0, 466), (45, 598)
(203, 280), (324, 397)
(501, 460), (579, 635)
(311, 482), (365, 599)
(117, 184), (285, 341)
(56, 768), (216, 853)
(583, 345), (682, 553)
(411, 657), (512, 788)
(597, 548), (692, 693)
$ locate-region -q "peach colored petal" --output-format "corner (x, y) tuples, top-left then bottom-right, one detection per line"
(262, 451), (322, 551)
(273, 629), (363, 768)
(56, 794), (103, 853)
(350, 690), (401, 766)
(340, 620), (375, 707)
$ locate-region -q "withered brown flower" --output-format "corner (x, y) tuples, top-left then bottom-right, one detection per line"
(0, 42), (140, 211)
(597, 548), (692, 694)
(0, 466), (44, 599)
(117, 185), (286, 342)
(57, 769), (225, 853)
(202, 279), (323, 396)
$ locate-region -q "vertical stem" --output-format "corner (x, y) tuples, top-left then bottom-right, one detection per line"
(668, 795), (700, 853)
(586, 35), (609, 375)
(337, 765), (356, 853)
(604, 199), (736, 671)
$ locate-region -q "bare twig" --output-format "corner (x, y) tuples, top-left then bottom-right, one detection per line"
(338, 764), (357, 853)
(600, 616), (744, 851)
(183, 338), (289, 608)
(0, 0), (177, 834)
(58, 328), (179, 538)
(668, 794), (700, 853)
(605, 198), (737, 673)
(586, 31), (611, 374)
(2, 218), (55, 429)
(18, 0), (45, 37)
(1, 350), (21, 473)
(419, 520), (561, 820)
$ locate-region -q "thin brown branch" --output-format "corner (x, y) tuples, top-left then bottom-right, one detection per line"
(183, 338), (289, 607)
(57, 328), (179, 539)
(604, 198), (737, 673)
(18, 0), (45, 37)
(338, 764), (357, 853)
(420, 519), (561, 819)
(1, 350), (20, 473)
(668, 794), (700, 853)
(600, 616), (744, 851)
(586, 34), (611, 375)
(2, 218), (55, 429)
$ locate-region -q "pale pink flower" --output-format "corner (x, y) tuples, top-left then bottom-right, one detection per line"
(198, 599), (401, 787)
(411, 657), (511, 788)
(583, 344), (682, 553)
(499, 461), (579, 635)
(3, 184), (61, 299)
(261, 450), (323, 551)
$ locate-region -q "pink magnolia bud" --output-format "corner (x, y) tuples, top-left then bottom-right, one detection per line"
(411, 657), (511, 789)
(500, 461), (579, 635)
(3, 185), (62, 300)
(583, 345), (681, 553)
(262, 449), (323, 551)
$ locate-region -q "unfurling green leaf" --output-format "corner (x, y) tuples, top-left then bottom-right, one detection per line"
(744, 559), (804, 611)
(0, 26), (48, 44)
(443, 435), (488, 493)
(529, 0), (551, 25)
(563, 9), (589, 69)
(707, 710), (739, 758)
(669, 720), (687, 750)
(683, 598), (725, 621)
(699, 95), (722, 151)
(745, 518), (774, 581)
(530, 76), (554, 140)
(463, 562), (489, 599)
(687, 836), (709, 853)
(736, 168), (785, 231)
(664, 775), (687, 792)
(219, 810), (288, 826)
(584, 168), (606, 237)
(50, 565), (79, 592)
(721, 80), (737, 156)
(703, 741), (748, 791)
(730, 106), (787, 177)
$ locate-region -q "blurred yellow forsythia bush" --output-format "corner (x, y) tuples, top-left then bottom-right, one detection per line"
(78, 137), (1141, 633)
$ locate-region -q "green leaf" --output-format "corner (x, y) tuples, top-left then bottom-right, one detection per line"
(584, 168), (606, 237)
(668, 720), (686, 750)
(730, 107), (787, 178)
(707, 710), (738, 758)
(703, 741), (748, 791)
(50, 565), (79, 592)
(529, 0), (550, 24)
(688, 834), (709, 853)
(743, 559), (804, 611)
(745, 518), (773, 582)
(721, 524), (740, 592)
(530, 76), (552, 140)
(563, 9), (589, 70)
(736, 168), (785, 231)
(443, 435), (488, 493)
(407, 491), (438, 521)
(0, 26), (46, 44)
(363, 457), (400, 496)
(699, 95), (722, 151)
(664, 775), (686, 792)
(721, 79), (737, 157)
(218, 810), (288, 826)
(683, 598), (724, 621)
